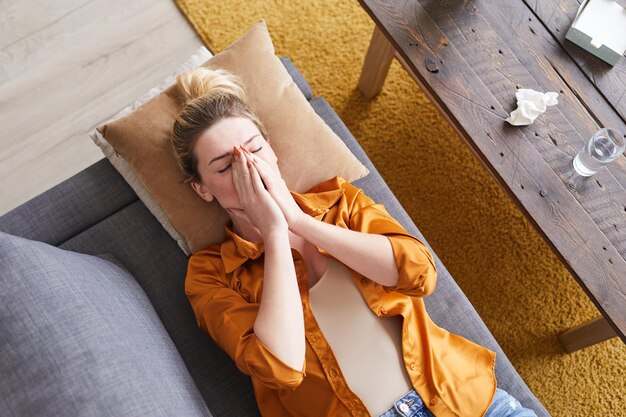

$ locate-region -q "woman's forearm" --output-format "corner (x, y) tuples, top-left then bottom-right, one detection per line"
(253, 227), (306, 371)
(291, 215), (399, 287)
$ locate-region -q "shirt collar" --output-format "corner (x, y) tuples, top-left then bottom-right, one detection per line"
(220, 185), (345, 273)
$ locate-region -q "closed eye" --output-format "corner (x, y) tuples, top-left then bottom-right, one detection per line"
(217, 146), (263, 174)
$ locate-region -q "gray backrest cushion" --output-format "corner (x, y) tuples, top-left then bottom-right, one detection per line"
(0, 159), (137, 246)
(0, 232), (212, 417)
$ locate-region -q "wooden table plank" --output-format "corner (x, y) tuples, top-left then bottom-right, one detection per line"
(521, 0), (626, 123)
(421, 0), (626, 261)
(477, 0), (626, 171)
(358, 0), (626, 342)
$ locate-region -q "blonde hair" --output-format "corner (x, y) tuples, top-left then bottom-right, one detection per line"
(171, 67), (269, 185)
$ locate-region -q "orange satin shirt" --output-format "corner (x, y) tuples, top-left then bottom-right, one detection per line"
(185, 176), (496, 417)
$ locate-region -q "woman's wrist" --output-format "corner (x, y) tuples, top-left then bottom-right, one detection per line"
(262, 225), (290, 241)
(288, 212), (312, 236)
(287, 210), (311, 235)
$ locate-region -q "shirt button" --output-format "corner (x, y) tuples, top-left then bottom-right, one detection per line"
(430, 397), (438, 406)
(410, 363), (416, 371)
(360, 278), (368, 285)
(330, 369), (338, 377)
(380, 307), (387, 315)
(399, 403), (410, 413)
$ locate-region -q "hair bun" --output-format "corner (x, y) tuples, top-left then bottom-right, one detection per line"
(175, 67), (247, 103)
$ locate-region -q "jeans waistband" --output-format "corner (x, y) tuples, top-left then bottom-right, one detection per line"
(377, 388), (434, 417)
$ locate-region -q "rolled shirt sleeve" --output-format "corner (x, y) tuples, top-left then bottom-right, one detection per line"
(185, 255), (306, 391)
(344, 182), (438, 298)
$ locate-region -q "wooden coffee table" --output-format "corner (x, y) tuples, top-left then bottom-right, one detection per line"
(357, 0), (626, 352)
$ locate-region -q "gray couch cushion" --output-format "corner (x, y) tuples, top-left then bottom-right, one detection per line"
(56, 201), (260, 417)
(0, 232), (212, 417)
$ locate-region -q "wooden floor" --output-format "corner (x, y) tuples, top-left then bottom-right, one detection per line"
(0, 0), (203, 216)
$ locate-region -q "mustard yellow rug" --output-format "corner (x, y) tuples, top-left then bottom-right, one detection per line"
(174, 1), (625, 415)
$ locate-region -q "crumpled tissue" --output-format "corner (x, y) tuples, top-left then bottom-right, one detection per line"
(505, 88), (559, 126)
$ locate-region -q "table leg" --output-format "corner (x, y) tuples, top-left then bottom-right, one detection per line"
(358, 26), (396, 99)
(558, 316), (617, 353)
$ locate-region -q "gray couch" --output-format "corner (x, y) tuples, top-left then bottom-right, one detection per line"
(0, 57), (550, 417)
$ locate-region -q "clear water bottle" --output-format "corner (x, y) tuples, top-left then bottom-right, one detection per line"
(572, 128), (625, 177)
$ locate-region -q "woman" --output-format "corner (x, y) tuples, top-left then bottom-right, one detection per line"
(171, 67), (538, 417)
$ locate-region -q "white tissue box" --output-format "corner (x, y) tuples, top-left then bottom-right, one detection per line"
(565, 0), (626, 66)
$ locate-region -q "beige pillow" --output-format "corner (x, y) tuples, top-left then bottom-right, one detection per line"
(95, 19), (369, 255)
(90, 46), (214, 256)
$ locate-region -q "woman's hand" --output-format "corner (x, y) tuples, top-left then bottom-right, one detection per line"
(231, 145), (287, 237)
(241, 147), (307, 230)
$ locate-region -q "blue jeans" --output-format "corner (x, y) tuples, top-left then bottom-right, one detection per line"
(377, 387), (538, 417)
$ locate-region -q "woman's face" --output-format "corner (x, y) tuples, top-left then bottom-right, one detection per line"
(191, 116), (280, 213)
